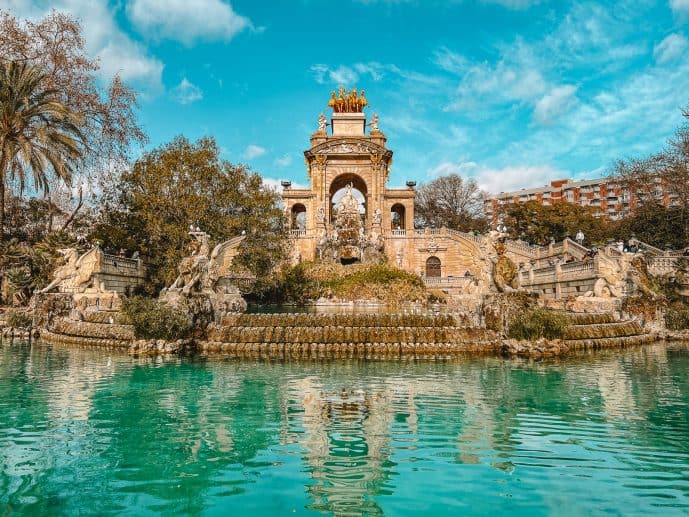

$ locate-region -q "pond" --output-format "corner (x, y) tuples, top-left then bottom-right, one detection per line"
(1, 341), (689, 515)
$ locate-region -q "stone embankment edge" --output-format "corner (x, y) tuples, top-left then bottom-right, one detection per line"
(0, 325), (669, 359)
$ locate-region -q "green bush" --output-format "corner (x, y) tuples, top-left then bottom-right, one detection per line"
(508, 309), (569, 340)
(6, 309), (33, 329)
(121, 297), (192, 340)
(665, 303), (689, 331)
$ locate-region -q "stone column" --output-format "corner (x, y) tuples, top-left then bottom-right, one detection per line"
(554, 259), (563, 299)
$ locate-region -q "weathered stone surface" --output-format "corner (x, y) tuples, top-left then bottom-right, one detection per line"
(50, 318), (135, 340)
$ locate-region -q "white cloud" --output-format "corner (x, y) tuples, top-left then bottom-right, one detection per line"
(545, 2), (646, 68)
(434, 45), (549, 112)
(127, 0), (252, 45)
(482, 0), (542, 9)
(3, 0), (163, 90)
(243, 144), (266, 160)
(429, 161), (564, 194)
(171, 78), (203, 104)
(534, 85), (578, 124)
(310, 64), (359, 85)
(670, 0), (689, 17)
(653, 33), (688, 63)
(310, 62), (396, 85)
(274, 153), (293, 168)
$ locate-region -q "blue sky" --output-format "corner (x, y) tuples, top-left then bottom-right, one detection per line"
(3, 0), (689, 193)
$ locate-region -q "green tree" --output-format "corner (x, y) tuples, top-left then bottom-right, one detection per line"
(91, 136), (286, 293)
(502, 200), (612, 246)
(615, 203), (687, 249)
(613, 104), (689, 247)
(0, 60), (86, 238)
(0, 11), (147, 230)
(414, 174), (488, 231)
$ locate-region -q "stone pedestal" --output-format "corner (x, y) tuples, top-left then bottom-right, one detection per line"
(331, 112), (366, 136)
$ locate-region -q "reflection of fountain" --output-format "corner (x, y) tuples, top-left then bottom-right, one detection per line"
(289, 378), (394, 515)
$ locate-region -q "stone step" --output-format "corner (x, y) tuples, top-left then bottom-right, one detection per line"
(563, 321), (643, 340)
(562, 312), (617, 325)
(197, 341), (500, 355)
(225, 313), (457, 328)
(564, 334), (655, 349)
(82, 311), (126, 324)
(50, 319), (135, 341)
(207, 326), (495, 344)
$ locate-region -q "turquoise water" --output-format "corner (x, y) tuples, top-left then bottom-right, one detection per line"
(1, 342), (689, 515)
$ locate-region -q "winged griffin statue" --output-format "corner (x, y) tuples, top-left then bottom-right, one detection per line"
(161, 229), (247, 318)
(39, 247), (106, 294)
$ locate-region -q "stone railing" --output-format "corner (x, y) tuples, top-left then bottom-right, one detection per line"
(506, 240), (537, 258)
(290, 229), (307, 238)
(423, 276), (473, 288)
(519, 258), (599, 299)
(647, 256), (679, 276)
(445, 228), (482, 244)
(101, 255), (143, 275)
(390, 229), (407, 237)
(560, 260), (595, 279)
(95, 253), (146, 295)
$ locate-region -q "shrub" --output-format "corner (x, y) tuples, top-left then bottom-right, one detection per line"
(121, 297), (192, 340)
(665, 303), (689, 331)
(6, 309), (33, 329)
(253, 262), (426, 305)
(508, 309), (569, 340)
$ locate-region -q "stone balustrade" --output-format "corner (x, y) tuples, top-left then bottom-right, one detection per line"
(423, 276), (474, 288)
(647, 256), (679, 276)
(290, 229), (307, 238)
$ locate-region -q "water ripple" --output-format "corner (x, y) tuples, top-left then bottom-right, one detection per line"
(1, 341), (689, 515)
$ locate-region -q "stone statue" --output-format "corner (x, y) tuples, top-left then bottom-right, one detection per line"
(396, 249), (403, 268)
(492, 240), (519, 292)
(161, 230), (248, 320)
(327, 87), (368, 113)
(373, 207), (382, 225)
(316, 206), (326, 225)
(368, 113), (380, 132)
(317, 113), (328, 132)
(40, 247), (106, 294)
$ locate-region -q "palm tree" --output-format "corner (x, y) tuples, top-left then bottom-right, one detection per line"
(0, 60), (86, 239)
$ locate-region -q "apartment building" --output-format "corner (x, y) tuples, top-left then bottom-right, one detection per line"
(484, 176), (675, 224)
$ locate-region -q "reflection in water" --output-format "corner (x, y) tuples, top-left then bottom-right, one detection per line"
(1, 342), (689, 515)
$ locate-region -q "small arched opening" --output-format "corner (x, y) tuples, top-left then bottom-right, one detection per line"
(291, 203), (306, 230)
(426, 256), (441, 278)
(329, 173), (368, 224)
(391, 203), (406, 230)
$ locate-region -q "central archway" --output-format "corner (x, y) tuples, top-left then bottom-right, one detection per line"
(329, 173), (368, 223)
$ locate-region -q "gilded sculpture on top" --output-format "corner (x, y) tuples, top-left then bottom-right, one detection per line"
(327, 87), (368, 113)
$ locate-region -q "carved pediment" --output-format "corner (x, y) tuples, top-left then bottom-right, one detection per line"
(308, 138), (389, 157)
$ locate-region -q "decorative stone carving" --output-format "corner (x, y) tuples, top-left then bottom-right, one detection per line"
(317, 113), (328, 132)
(492, 240), (519, 292)
(327, 87), (368, 113)
(316, 206), (326, 225)
(373, 208), (382, 226)
(40, 247), (107, 294)
(314, 141), (383, 155)
(368, 113), (380, 132)
(161, 230), (247, 321)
